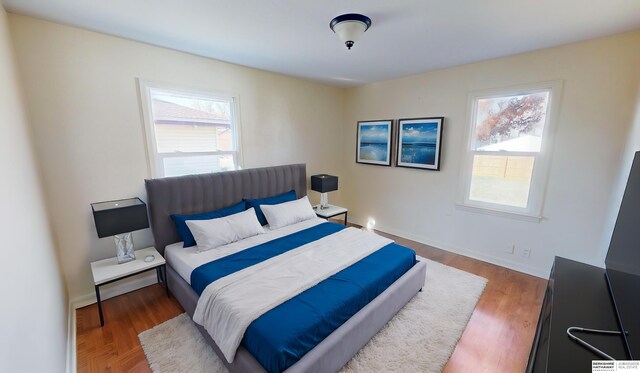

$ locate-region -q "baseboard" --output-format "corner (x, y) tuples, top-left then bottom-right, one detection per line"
(67, 292), (93, 373)
(70, 293), (95, 309)
(71, 271), (158, 310)
(66, 300), (76, 373)
(349, 215), (549, 279)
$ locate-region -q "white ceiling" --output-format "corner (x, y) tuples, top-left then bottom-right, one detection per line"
(3, 0), (640, 87)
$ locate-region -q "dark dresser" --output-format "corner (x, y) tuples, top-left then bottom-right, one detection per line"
(527, 257), (628, 372)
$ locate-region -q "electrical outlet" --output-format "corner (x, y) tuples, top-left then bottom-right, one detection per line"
(521, 247), (531, 257)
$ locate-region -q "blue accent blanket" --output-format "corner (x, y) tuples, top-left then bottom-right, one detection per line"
(190, 222), (416, 373)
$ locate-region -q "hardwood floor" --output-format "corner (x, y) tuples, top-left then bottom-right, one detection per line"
(76, 285), (183, 372)
(76, 231), (546, 372)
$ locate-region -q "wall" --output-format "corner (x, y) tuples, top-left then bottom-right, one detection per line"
(7, 11), (639, 307)
(601, 78), (640, 264)
(8, 14), (346, 302)
(0, 7), (68, 373)
(343, 31), (640, 277)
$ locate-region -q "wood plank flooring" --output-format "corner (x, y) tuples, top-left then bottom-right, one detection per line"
(76, 284), (183, 372)
(76, 230), (546, 372)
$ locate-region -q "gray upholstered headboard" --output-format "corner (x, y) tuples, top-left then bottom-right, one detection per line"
(145, 163), (307, 254)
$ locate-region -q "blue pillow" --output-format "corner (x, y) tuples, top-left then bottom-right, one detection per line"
(171, 202), (246, 247)
(243, 190), (297, 226)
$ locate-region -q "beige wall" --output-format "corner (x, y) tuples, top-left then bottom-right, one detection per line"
(601, 78), (640, 264)
(8, 14), (346, 301)
(7, 11), (640, 311)
(343, 31), (640, 277)
(0, 8), (68, 373)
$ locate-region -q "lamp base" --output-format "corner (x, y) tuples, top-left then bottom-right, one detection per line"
(114, 232), (136, 264)
(320, 192), (329, 210)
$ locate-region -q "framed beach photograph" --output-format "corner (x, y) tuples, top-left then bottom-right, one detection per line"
(356, 120), (393, 166)
(396, 117), (444, 170)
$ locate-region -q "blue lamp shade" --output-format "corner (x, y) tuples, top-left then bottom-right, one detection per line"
(91, 197), (149, 238)
(311, 174), (338, 193)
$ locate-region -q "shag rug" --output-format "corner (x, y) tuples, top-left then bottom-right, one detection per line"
(138, 258), (487, 373)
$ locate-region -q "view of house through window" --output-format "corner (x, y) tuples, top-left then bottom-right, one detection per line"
(463, 86), (555, 215)
(143, 85), (240, 177)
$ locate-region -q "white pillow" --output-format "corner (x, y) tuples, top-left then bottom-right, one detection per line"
(186, 208), (265, 251)
(261, 196), (317, 230)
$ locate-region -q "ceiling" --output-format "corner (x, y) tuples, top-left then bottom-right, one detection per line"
(3, 0), (640, 87)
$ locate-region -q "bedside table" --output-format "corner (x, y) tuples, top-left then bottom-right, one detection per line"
(90, 246), (167, 326)
(314, 204), (348, 226)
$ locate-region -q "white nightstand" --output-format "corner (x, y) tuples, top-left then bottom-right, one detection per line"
(90, 246), (167, 326)
(313, 204), (348, 226)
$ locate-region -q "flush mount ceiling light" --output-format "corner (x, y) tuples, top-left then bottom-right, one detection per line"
(329, 13), (372, 50)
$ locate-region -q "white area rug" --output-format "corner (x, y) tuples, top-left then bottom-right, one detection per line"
(139, 258), (487, 373)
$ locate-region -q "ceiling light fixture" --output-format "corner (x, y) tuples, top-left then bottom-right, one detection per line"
(329, 13), (372, 50)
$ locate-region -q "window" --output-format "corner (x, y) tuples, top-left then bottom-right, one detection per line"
(139, 80), (242, 178)
(460, 81), (562, 219)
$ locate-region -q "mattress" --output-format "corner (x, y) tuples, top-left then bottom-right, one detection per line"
(166, 219), (416, 373)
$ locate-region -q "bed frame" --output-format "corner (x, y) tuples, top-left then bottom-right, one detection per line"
(145, 163), (427, 373)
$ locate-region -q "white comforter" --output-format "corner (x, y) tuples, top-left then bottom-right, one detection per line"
(192, 226), (393, 363)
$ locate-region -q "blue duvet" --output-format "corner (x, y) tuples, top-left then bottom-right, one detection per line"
(191, 222), (416, 373)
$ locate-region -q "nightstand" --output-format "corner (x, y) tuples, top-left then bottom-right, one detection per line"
(90, 246), (167, 326)
(314, 204), (348, 226)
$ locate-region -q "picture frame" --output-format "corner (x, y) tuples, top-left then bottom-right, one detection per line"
(396, 117), (444, 170)
(356, 120), (393, 166)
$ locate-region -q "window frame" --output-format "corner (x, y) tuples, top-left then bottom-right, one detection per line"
(137, 79), (243, 178)
(457, 81), (563, 221)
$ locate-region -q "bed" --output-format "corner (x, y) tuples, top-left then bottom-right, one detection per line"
(145, 163), (427, 373)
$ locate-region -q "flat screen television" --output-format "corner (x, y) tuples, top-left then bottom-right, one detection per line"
(605, 151), (640, 360)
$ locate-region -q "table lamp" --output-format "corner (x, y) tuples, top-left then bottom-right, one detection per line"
(91, 197), (150, 264)
(311, 174), (338, 210)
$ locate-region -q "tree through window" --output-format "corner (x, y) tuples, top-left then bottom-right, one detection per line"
(460, 82), (561, 217)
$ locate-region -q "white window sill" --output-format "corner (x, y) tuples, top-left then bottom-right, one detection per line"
(455, 202), (543, 223)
